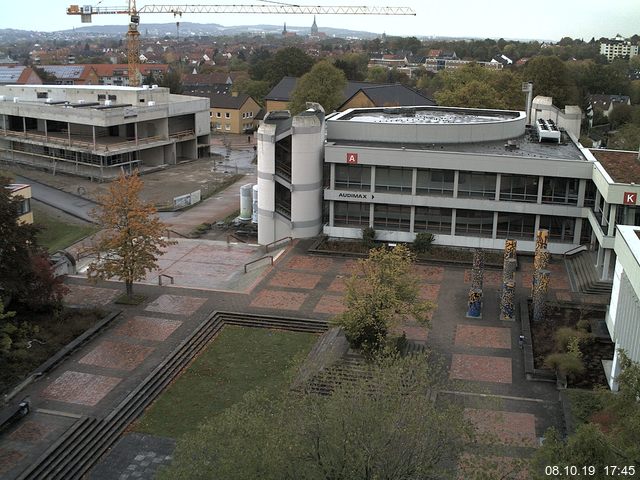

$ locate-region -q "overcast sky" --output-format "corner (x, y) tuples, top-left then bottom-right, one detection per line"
(4, 0), (639, 41)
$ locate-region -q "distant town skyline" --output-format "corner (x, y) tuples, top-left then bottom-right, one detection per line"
(3, 0), (640, 41)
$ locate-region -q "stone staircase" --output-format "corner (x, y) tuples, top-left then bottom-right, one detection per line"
(565, 251), (613, 295)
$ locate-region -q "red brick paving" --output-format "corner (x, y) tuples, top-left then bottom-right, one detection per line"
(419, 283), (440, 302)
(450, 354), (512, 384)
(42, 371), (121, 406)
(8, 420), (55, 443)
(313, 295), (347, 315)
(268, 271), (322, 290)
(64, 285), (119, 306)
(464, 408), (537, 447)
(0, 448), (24, 475)
(327, 276), (348, 293)
(339, 259), (358, 274)
(391, 321), (429, 342)
(114, 316), (182, 342)
(463, 269), (503, 286)
(144, 294), (207, 316)
(414, 265), (444, 283)
(79, 341), (155, 371)
(454, 325), (511, 349)
(285, 256), (334, 272)
(249, 289), (308, 311)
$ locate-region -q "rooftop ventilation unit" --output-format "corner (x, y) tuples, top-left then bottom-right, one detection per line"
(104, 99), (112, 106)
(536, 118), (561, 143)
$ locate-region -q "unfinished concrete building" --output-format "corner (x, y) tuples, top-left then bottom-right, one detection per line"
(0, 84), (210, 180)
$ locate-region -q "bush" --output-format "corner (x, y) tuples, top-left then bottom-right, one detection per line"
(545, 352), (585, 377)
(554, 327), (591, 351)
(412, 232), (435, 254)
(361, 227), (376, 249)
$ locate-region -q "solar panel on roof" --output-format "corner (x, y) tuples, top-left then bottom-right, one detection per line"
(41, 65), (84, 79)
(0, 66), (25, 83)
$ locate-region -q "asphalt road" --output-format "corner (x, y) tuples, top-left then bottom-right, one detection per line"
(17, 175), (178, 223)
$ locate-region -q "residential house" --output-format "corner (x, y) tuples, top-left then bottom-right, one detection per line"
(38, 65), (99, 85)
(600, 34), (639, 62)
(209, 92), (261, 134)
(0, 66), (43, 85)
(264, 77), (435, 113)
(589, 94), (632, 117)
(7, 184), (33, 224)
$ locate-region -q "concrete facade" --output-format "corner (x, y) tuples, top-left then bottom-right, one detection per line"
(256, 103), (640, 280)
(0, 84), (210, 180)
(606, 225), (640, 390)
(7, 183), (33, 224)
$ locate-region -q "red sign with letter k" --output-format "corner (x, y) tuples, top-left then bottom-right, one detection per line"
(623, 192), (637, 205)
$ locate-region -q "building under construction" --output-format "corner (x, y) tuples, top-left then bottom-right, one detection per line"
(0, 84), (211, 180)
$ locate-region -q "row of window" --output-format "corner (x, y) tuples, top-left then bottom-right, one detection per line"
(333, 165), (580, 205)
(333, 201), (577, 242)
(213, 111), (255, 119)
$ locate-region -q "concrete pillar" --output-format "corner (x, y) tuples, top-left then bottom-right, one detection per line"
(44, 119), (48, 141)
(411, 168), (417, 196)
(577, 179), (586, 207)
(532, 269), (550, 322)
(537, 175), (544, 204)
(492, 212), (498, 239)
(370, 165), (376, 193)
(92, 125), (96, 150)
(451, 209), (457, 236)
(500, 281), (515, 321)
(329, 163), (335, 190)
(596, 244), (604, 269)
(134, 123), (139, 146)
(602, 249), (612, 281)
(495, 173), (501, 201)
(67, 122), (71, 146)
(574, 218), (583, 245)
(410, 206), (415, 233)
(453, 170), (459, 197)
(607, 204), (617, 236)
(467, 288), (482, 318)
(602, 201), (610, 227)
(609, 347), (622, 391)
(22, 116), (26, 136)
(368, 203), (374, 227)
(329, 200), (334, 227)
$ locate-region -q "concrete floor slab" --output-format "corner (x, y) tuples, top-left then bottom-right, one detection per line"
(144, 294), (207, 316)
(114, 317), (182, 342)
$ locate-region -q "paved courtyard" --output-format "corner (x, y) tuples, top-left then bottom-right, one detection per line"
(0, 240), (574, 479)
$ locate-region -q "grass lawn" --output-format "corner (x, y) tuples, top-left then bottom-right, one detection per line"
(32, 203), (97, 252)
(132, 325), (318, 438)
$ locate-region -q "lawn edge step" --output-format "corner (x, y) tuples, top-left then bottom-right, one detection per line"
(16, 311), (330, 480)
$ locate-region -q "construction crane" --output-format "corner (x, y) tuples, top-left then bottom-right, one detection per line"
(67, 2), (416, 87)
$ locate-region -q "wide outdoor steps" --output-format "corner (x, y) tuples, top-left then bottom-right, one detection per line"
(565, 251), (613, 295)
(17, 312), (328, 480)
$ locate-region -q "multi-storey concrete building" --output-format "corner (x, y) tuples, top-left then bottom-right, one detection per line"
(257, 100), (640, 283)
(600, 35), (639, 61)
(0, 84), (210, 180)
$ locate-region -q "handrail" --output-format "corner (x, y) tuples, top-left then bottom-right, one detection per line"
(563, 244), (588, 260)
(265, 236), (293, 253)
(227, 234), (246, 244)
(244, 255), (273, 273)
(166, 228), (188, 239)
(158, 273), (174, 286)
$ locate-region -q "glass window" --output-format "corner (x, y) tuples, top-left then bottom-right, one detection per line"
(496, 213), (536, 240)
(416, 168), (454, 196)
(375, 167), (413, 194)
(334, 201), (370, 227)
(584, 181), (597, 208)
(414, 207), (452, 234)
(335, 165), (371, 191)
(500, 174), (539, 203)
(16, 198), (30, 215)
(539, 215), (575, 243)
(225, 124), (231, 131)
(541, 177), (578, 205)
(216, 112), (221, 118)
(225, 112), (230, 119)
(374, 204), (411, 231)
(455, 209), (494, 237)
(458, 171), (496, 199)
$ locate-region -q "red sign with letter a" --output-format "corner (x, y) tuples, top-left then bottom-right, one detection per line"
(623, 192), (637, 205)
(346, 152), (358, 164)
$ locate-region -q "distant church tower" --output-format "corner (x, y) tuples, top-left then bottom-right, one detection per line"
(311, 16), (318, 36)
(282, 22), (287, 36)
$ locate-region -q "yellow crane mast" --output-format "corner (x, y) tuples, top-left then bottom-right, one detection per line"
(67, 2), (416, 87)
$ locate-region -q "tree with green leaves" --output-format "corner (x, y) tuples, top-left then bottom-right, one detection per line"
(434, 63), (523, 110)
(86, 170), (174, 298)
(262, 47), (315, 87)
(523, 56), (579, 108)
(159, 352), (471, 480)
(531, 350), (640, 479)
(333, 244), (433, 355)
(289, 60), (347, 114)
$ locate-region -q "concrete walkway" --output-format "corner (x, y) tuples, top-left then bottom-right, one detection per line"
(0, 241), (571, 479)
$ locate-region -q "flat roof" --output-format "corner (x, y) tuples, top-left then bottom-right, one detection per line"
(589, 149), (640, 184)
(4, 84), (165, 92)
(329, 134), (587, 162)
(333, 105), (521, 125)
